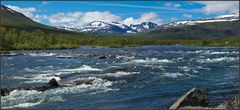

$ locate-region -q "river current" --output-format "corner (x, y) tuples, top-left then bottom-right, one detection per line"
(1, 46), (239, 109)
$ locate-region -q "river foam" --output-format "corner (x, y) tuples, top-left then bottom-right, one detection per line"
(1, 76), (115, 109)
(124, 58), (173, 65)
(197, 57), (238, 63)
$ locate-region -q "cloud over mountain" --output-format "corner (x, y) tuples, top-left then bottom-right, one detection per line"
(122, 12), (161, 26)
(48, 11), (121, 27)
(194, 1), (239, 14)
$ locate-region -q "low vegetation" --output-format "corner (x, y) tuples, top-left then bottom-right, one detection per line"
(1, 26), (239, 50)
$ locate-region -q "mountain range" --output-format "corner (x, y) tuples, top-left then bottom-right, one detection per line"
(57, 21), (159, 34)
(57, 13), (239, 34)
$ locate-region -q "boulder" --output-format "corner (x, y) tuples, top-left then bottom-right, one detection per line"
(98, 55), (107, 59)
(169, 88), (209, 109)
(48, 78), (59, 87)
(179, 106), (212, 109)
(1, 88), (13, 96)
(73, 79), (95, 85)
(35, 78), (60, 91)
(104, 66), (130, 73)
(102, 76), (119, 81)
(215, 95), (240, 109)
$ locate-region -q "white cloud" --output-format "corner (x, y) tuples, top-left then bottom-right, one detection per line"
(6, 5), (36, 18)
(165, 3), (181, 8)
(122, 12), (161, 25)
(194, 1), (239, 14)
(48, 11), (120, 27)
(183, 14), (192, 18)
(80, 11), (121, 25)
(34, 14), (48, 22)
(6, 5), (46, 22)
(48, 12), (83, 26)
(48, 12), (161, 27)
(5, 5), (162, 27)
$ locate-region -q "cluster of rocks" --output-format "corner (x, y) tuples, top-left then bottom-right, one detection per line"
(169, 88), (239, 109)
(55, 53), (138, 59)
(1, 66), (136, 96)
(1, 51), (125, 59)
(1, 78), (59, 96)
(1, 79), (239, 110)
(1, 51), (19, 56)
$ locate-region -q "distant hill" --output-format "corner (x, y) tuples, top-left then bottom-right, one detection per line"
(134, 20), (239, 40)
(1, 5), (50, 29)
(133, 13), (239, 39)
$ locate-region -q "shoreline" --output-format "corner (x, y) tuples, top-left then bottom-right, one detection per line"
(1, 45), (239, 51)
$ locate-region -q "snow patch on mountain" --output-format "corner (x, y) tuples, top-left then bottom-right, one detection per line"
(57, 21), (159, 34)
(162, 13), (239, 28)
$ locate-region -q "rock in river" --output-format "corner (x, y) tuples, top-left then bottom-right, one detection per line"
(1, 78), (60, 96)
(216, 95), (240, 109)
(169, 87), (209, 109)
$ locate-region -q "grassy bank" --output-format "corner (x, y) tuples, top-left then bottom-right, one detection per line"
(1, 27), (239, 50)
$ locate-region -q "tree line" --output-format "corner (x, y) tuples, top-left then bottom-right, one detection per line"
(1, 26), (239, 50)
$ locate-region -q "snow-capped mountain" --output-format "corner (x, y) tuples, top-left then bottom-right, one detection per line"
(57, 21), (159, 34)
(216, 13), (239, 19)
(57, 13), (239, 34)
(162, 13), (239, 28)
(79, 21), (136, 34)
(130, 22), (159, 32)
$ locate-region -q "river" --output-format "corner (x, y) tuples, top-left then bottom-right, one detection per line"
(1, 46), (239, 109)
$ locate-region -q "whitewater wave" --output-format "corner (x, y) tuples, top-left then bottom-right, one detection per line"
(178, 66), (191, 72)
(185, 50), (235, 55)
(162, 72), (183, 78)
(1, 76), (115, 109)
(25, 52), (56, 57)
(197, 57), (238, 63)
(2, 101), (43, 109)
(25, 65), (102, 74)
(54, 65), (102, 75)
(207, 51), (230, 55)
(105, 71), (140, 77)
(185, 50), (203, 54)
(231, 51), (239, 54)
(116, 55), (135, 59)
(177, 66), (199, 73)
(124, 58), (172, 65)
(1, 90), (43, 109)
(24, 68), (39, 73)
(19, 65), (103, 83)
(25, 74), (61, 83)
(13, 74), (61, 83)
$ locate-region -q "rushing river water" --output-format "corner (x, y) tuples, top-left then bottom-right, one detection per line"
(1, 46), (239, 109)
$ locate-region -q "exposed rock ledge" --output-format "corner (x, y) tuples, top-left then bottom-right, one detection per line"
(169, 87), (239, 109)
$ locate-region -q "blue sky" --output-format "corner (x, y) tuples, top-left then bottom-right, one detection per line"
(2, 1), (239, 27)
